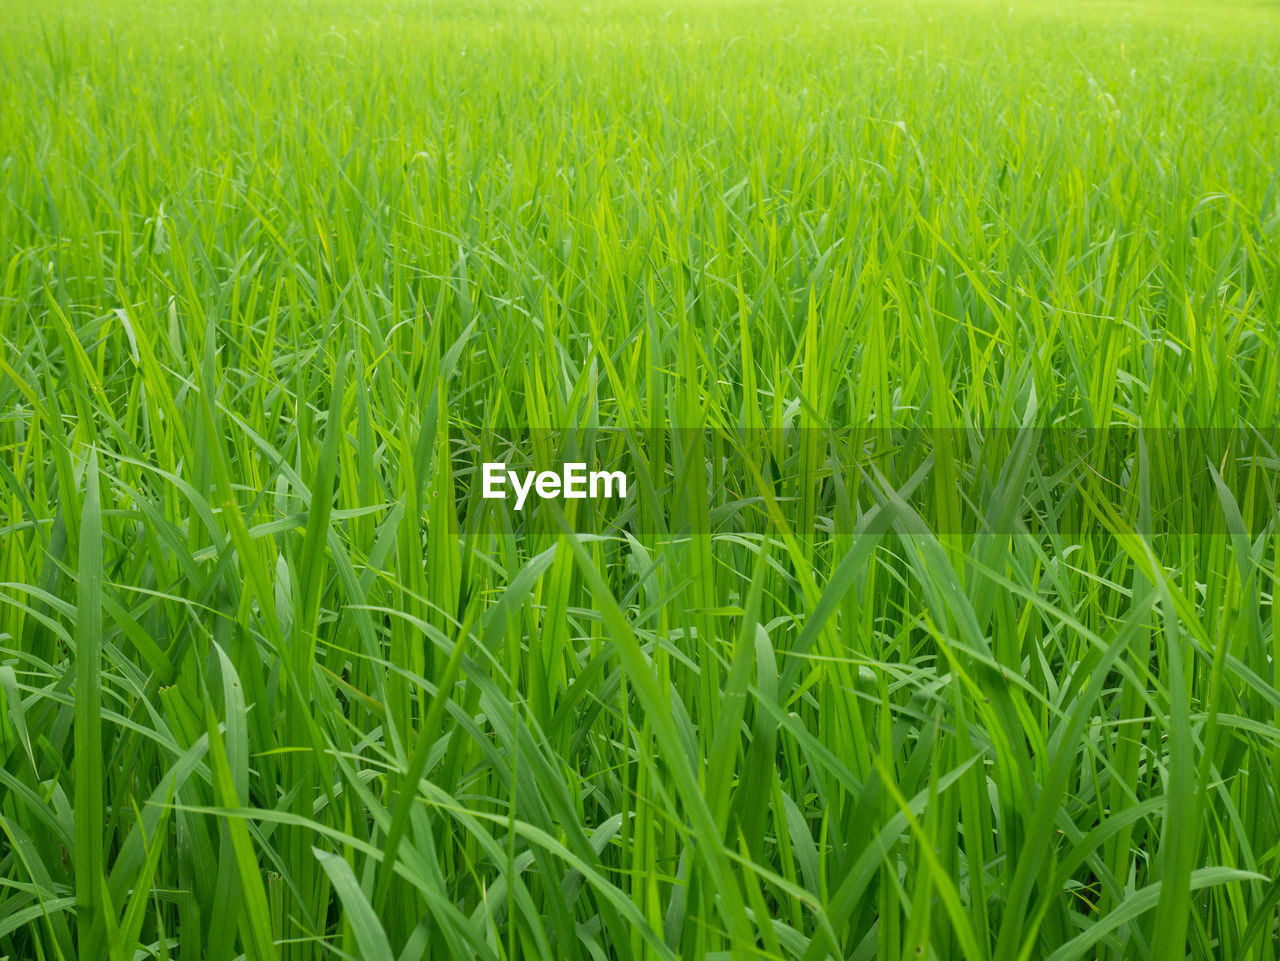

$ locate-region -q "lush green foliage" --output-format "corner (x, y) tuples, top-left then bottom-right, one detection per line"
(2, 0), (1279, 958)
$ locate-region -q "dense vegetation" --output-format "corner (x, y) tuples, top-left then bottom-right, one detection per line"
(2, 0), (1279, 958)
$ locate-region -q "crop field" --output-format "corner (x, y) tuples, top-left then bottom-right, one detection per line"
(2, 0), (1280, 959)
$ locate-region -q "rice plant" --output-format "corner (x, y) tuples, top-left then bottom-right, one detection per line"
(2, 0), (1279, 959)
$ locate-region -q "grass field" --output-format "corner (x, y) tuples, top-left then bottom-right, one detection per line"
(3, 0), (1280, 958)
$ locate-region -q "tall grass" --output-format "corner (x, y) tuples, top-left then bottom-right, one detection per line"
(2, 0), (1279, 958)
